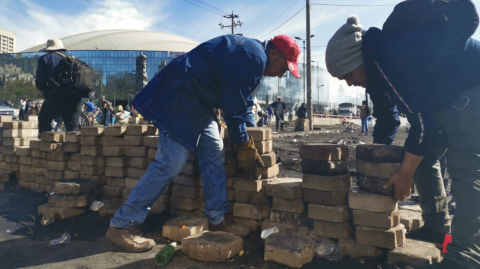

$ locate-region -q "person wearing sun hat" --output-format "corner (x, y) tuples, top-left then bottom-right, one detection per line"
(326, 1), (480, 268)
(106, 33), (301, 252)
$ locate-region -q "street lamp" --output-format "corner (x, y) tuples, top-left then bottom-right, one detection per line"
(295, 35), (314, 103)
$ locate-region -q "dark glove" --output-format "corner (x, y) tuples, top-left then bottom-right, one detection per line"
(237, 136), (265, 171)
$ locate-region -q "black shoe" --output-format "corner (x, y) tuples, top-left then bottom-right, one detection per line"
(413, 259), (462, 269)
(407, 226), (447, 244)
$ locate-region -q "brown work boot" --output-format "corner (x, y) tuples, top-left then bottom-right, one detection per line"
(211, 219), (250, 237)
(106, 226), (156, 252)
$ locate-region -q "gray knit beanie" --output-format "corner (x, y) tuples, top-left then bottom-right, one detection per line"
(325, 15), (364, 77)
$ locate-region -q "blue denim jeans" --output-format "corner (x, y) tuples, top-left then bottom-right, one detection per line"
(110, 118), (229, 228)
(103, 110), (110, 126)
(361, 117), (368, 134)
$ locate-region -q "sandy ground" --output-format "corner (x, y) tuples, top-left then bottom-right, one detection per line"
(0, 123), (415, 269)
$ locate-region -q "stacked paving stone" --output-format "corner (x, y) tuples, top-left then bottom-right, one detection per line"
(38, 178), (96, 222)
(64, 132), (82, 180)
(230, 127), (279, 232)
(348, 145), (406, 252)
(37, 131), (71, 193)
(299, 144), (353, 242)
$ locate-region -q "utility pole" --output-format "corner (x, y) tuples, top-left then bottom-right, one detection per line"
(306, 0), (313, 130)
(219, 12), (243, 34)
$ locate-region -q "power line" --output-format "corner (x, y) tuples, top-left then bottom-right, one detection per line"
(258, 6), (306, 39)
(312, 3), (394, 6)
(80, 0), (206, 41)
(189, 0), (229, 14)
(254, 0), (300, 38)
(182, 0), (224, 16)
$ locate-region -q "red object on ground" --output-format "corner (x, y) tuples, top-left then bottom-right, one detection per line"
(443, 234), (452, 253)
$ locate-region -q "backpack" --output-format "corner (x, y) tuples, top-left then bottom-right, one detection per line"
(383, 0), (479, 43)
(49, 52), (94, 98)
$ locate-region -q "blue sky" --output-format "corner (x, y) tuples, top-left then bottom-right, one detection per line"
(2, 0), (480, 102)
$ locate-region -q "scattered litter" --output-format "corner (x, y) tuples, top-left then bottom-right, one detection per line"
(272, 132), (278, 134)
(20, 215), (36, 239)
(181, 225), (187, 229)
(41, 217), (55, 226)
(6, 229), (12, 233)
(49, 232), (71, 246)
(155, 242), (177, 266)
(89, 201), (105, 211)
(292, 139), (297, 143)
(315, 237), (343, 261)
(359, 258), (366, 264)
(261, 227), (279, 239)
(239, 250), (245, 257)
(358, 141), (366, 144)
(292, 158), (298, 161)
(49, 192), (55, 196)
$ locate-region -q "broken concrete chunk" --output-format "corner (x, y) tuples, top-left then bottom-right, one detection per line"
(349, 188), (397, 213)
(162, 216), (208, 241)
(182, 231), (242, 262)
(353, 209), (400, 229)
(308, 204), (349, 223)
(54, 178), (96, 195)
(48, 193), (95, 208)
(299, 144), (348, 161)
(313, 220), (353, 240)
(387, 239), (442, 267)
(338, 238), (384, 258)
(356, 144), (405, 163)
(356, 159), (401, 179)
(264, 233), (315, 268)
(302, 173), (351, 191)
(357, 175), (393, 196)
(266, 178), (303, 199)
(301, 159), (348, 175)
(356, 224), (406, 249)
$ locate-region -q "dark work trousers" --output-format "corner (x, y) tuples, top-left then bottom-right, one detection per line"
(275, 113), (284, 131)
(38, 92), (82, 133)
(19, 109), (25, 120)
(417, 86), (480, 268)
(103, 110), (111, 126)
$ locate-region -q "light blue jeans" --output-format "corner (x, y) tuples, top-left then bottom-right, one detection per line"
(110, 118), (229, 228)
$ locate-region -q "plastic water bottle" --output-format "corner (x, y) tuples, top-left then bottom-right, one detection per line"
(154, 242), (176, 267)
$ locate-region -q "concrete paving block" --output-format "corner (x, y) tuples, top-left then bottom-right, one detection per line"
(234, 190), (269, 205)
(255, 140), (273, 154)
(353, 209), (400, 229)
(31, 149), (46, 159)
(314, 220), (353, 240)
(19, 129), (38, 138)
(233, 178), (271, 192)
(81, 127), (104, 136)
(19, 165), (34, 174)
(246, 127), (272, 141)
(16, 147), (32, 157)
(233, 203), (270, 220)
(302, 173), (351, 192)
(54, 178), (95, 195)
(356, 224), (406, 249)
(129, 157), (150, 169)
(5, 154), (19, 163)
(126, 125), (158, 136)
(172, 184), (201, 199)
(80, 146), (102, 156)
(269, 210), (306, 226)
(125, 146), (148, 157)
(173, 173), (201, 186)
(19, 121), (38, 129)
(81, 165), (105, 176)
(181, 161), (200, 175)
(264, 233), (315, 268)
(18, 180), (33, 189)
(0, 116), (12, 122)
(144, 135), (159, 148)
(0, 171), (10, 183)
(19, 172), (35, 182)
(102, 136), (125, 146)
(102, 185), (123, 197)
(39, 142), (62, 152)
(5, 162), (20, 172)
(19, 156), (32, 166)
(301, 159), (348, 175)
(155, 193), (171, 204)
(3, 146), (17, 155)
(357, 159), (401, 179)
(299, 144), (349, 161)
(182, 231), (242, 262)
(232, 217), (262, 232)
(64, 170), (80, 179)
(102, 146), (125, 156)
(98, 202), (123, 218)
(400, 209), (425, 232)
(2, 121), (18, 128)
(67, 161), (81, 171)
(80, 156), (106, 166)
(170, 196), (201, 211)
(123, 135), (144, 146)
(387, 239), (442, 267)
(48, 193), (95, 208)
(272, 197), (305, 214)
(45, 170), (65, 180)
(104, 125), (127, 136)
(266, 178), (302, 199)
(338, 238), (384, 259)
(150, 203), (169, 214)
(162, 216), (208, 241)
(80, 136), (103, 146)
(308, 204), (349, 222)
(70, 153), (80, 162)
(125, 178), (139, 189)
(46, 161), (68, 171)
(63, 142), (81, 153)
(65, 132), (81, 143)
(38, 204), (85, 220)
(261, 220), (299, 233)
(3, 129), (19, 138)
(40, 132), (65, 142)
(127, 167), (146, 179)
(107, 177), (125, 187)
(259, 152), (276, 167)
(148, 148), (156, 159)
(349, 188), (398, 213)
(304, 189), (347, 206)
(356, 144), (405, 163)
(33, 167), (45, 176)
(255, 164), (279, 179)
(357, 175), (394, 196)
(46, 152), (70, 162)
(105, 167), (128, 177)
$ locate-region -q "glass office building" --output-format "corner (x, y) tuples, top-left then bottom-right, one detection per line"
(0, 29), (328, 108)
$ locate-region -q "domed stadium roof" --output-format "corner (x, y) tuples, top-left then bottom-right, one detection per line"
(22, 29), (199, 52)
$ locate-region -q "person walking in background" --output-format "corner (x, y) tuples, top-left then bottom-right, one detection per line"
(99, 96), (111, 126)
(357, 100), (369, 136)
(19, 98), (26, 120)
(270, 97), (286, 132)
(24, 98), (30, 119)
(267, 106), (272, 125)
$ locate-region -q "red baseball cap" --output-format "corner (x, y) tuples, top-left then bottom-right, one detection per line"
(271, 35), (301, 78)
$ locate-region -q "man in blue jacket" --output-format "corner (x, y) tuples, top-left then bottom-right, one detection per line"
(270, 97), (287, 131)
(106, 34), (301, 252)
(325, 2), (480, 268)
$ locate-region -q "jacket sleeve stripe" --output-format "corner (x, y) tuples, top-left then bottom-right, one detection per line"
(374, 61), (424, 145)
